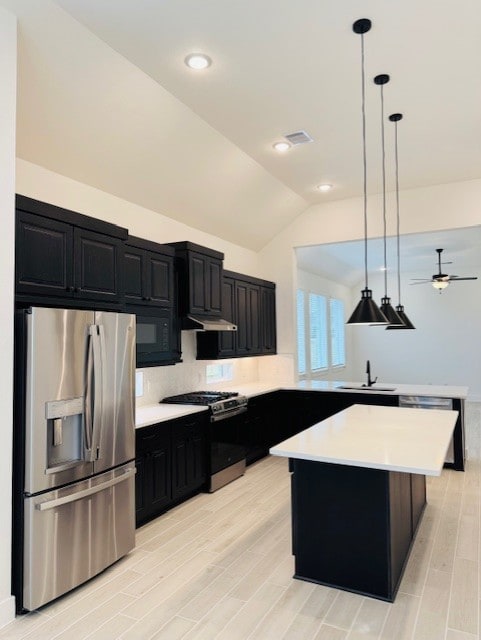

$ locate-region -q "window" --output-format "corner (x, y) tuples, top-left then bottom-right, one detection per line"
(206, 363), (233, 384)
(297, 289), (345, 376)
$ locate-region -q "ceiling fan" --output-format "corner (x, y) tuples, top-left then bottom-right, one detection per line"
(410, 248), (478, 291)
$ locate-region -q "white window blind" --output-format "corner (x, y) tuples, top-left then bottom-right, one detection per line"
(297, 289), (346, 376)
(296, 289), (306, 374)
(330, 298), (346, 367)
(309, 293), (328, 371)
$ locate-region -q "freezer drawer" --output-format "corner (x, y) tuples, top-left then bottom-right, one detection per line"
(23, 464), (135, 611)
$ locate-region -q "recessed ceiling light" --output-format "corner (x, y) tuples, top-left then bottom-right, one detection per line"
(184, 53), (212, 70)
(317, 184), (332, 192)
(273, 141), (291, 153)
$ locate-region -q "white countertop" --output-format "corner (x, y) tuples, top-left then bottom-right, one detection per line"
(135, 380), (467, 428)
(269, 404), (458, 476)
(215, 380), (469, 400)
(135, 403), (208, 429)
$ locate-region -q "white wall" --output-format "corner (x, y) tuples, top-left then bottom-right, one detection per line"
(0, 6), (17, 626)
(259, 179), (481, 394)
(349, 270), (481, 399)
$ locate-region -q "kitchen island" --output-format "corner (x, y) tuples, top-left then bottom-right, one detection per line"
(270, 403), (458, 602)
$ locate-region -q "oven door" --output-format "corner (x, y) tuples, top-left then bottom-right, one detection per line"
(135, 309), (180, 367)
(209, 412), (246, 491)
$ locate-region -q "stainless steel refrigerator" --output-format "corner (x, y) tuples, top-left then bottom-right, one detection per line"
(15, 307), (136, 611)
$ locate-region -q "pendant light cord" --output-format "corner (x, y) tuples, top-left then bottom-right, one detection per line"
(394, 120), (401, 306)
(361, 32), (368, 288)
(381, 83), (388, 297)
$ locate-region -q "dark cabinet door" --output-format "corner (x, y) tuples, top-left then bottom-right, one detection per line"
(189, 252), (208, 314)
(261, 286), (277, 354)
(148, 252), (174, 307)
(124, 246), (145, 304)
(135, 427), (172, 526)
(219, 277), (236, 356)
(188, 251), (222, 315)
(248, 284), (261, 354)
(171, 418), (206, 501)
(207, 258), (222, 314)
(235, 280), (261, 356)
(15, 211), (74, 298)
(74, 228), (122, 302)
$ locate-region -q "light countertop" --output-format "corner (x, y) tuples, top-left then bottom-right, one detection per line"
(214, 380), (469, 400)
(269, 404), (458, 476)
(136, 403), (208, 429)
(135, 380), (468, 429)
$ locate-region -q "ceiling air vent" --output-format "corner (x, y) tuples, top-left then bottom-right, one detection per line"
(284, 130), (313, 145)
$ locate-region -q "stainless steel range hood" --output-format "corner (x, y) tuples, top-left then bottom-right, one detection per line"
(182, 315), (237, 331)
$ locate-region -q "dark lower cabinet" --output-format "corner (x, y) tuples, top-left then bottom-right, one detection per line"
(290, 458), (426, 602)
(171, 418), (207, 501)
(135, 413), (207, 527)
(135, 425), (171, 526)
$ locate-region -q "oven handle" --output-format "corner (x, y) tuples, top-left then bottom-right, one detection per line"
(210, 405), (248, 422)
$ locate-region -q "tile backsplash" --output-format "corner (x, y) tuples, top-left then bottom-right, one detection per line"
(136, 332), (295, 406)
(137, 332), (256, 405)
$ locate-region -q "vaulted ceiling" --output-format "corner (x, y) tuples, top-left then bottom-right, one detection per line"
(2, 0), (481, 250)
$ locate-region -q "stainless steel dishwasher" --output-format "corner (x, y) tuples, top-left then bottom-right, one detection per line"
(398, 395), (454, 463)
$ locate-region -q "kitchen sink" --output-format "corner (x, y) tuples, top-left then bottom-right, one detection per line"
(336, 385), (396, 392)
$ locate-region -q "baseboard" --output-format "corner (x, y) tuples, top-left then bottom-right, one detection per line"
(0, 595), (16, 628)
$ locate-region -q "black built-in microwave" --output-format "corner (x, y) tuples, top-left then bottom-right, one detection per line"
(133, 308), (181, 367)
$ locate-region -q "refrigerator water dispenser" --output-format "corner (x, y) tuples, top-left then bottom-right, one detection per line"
(45, 398), (84, 471)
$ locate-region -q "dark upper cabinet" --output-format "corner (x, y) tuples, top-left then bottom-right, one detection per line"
(124, 236), (174, 307)
(15, 196), (127, 307)
(73, 228), (123, 303)
(235, 279), (261, 356)
(260, 285), (277, 354)
(16, 211), (74, 297)
(168, 242), (223, 318)
(196, 270), (276, 359)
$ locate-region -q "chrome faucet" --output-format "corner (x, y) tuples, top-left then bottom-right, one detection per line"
(365, 360), (377, 387)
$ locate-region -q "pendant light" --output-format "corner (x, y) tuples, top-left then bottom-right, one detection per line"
(346, 19), (388, 325)
(386, 113), (415, 330)
(374, 74), (404, 326)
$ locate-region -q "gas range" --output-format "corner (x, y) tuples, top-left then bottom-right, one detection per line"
(161, 390), (248, 422)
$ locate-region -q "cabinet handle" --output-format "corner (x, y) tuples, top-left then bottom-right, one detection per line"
(66, 286), (74, 292)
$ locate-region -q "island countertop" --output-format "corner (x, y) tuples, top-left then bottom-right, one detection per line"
(270, 403), (458, 476)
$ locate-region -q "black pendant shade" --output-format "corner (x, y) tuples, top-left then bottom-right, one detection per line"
(380, 297), (404, 326)
(386, 305), (415, 330)
(347, 288), (389, 325)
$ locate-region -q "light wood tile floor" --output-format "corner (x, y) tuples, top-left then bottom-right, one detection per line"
(2, 403), (481, 640)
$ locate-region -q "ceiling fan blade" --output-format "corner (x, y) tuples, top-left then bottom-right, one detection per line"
(410, 278), (431, 281)
(410, 281), (431, 285)
(449, 276), (478, 281)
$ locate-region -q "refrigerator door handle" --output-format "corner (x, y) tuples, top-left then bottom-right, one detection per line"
(35, 467), (136, 511)
(85, 325), (103, 462)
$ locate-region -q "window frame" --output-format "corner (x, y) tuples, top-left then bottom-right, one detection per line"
(296, 288), (346, 378)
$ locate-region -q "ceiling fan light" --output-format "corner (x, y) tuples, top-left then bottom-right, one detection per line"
(432, 280), (449, 290)
(347, 288), (389, 325)
(386, 305), (416, 330)
(379, 297), (404, 326)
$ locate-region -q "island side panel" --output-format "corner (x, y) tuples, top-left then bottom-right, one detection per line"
(290, 459), (425, 601)
(291, 459), (392, 600)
